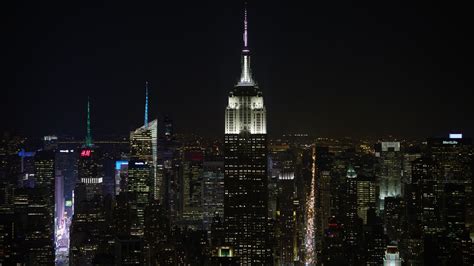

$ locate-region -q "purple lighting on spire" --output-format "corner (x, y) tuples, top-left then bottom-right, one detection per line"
(243, 7), (248, 48)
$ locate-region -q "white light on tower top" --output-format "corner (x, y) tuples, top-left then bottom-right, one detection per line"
(449, 133), (463, 139)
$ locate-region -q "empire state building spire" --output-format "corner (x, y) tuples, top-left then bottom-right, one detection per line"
(238, 6), (254, 85)
(243, 7), (248, 48)
(226, 4), (266, 135)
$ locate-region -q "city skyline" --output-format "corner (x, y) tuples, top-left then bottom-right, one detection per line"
(2, 3), (474, 264)
(5, 1), (473, 138)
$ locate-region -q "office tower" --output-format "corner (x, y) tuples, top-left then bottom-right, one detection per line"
(180, 148), (204, 229)
(144, 202), (172, 264)
(344, 166), (362, 264)
(223, 7), (270, 264)
(43, 135), (58, 151)
(0, 193), (15, 265)
(69, 196), (107, 265)
(356, 175), (377, 224)
(161, 153), (182, 224)
(130, 82), (159, 200)
(77, 147), (103, 201)
(330, 152), (352, 223)
(364, 209), (387, 265)
(3, 150), (56, 265)
(209, 246), (240, 265)
(55, 167), (64, 235)
(415, 136), (473, 265)
(401, 147), (421, 185)
(34, 150), (56, 189)
(157, 115), (179, 212)
(383, 197), (404, 243)
(14, 187), (55, 265)
(383, 245), (402, 266)
(268, 141), (292, 220)
(18, 149), (36, 188)
(319, 170), (331, 232)
(202, 160), (224, 232)
(443, 182), (472, 265)
(76, 100), (103, 202)
(123, 87), (161, 259)
(24, 150), (56, 264)
(375, 142), (402, 210)
(320, 218), (346, 265)
(127, 160), (152, 236)
(268, 144), (303, 264)
(164, 115), (173, 141)
(130, 123), (154, 163)
(175, 229), (209, 265)
(427, 135), (473, 228)
(114, 160), (128, 195)
(114, 235), (144, 265)
(130, 120), (158, 200)
(399, 183), (423, 265)
(444, 183), (465, 236)
(56, 148), (78, 217)
(427, 135), (472, 183)
(412, 157), (443, 235)
(34, 150), (55, 217)
(275, 163), (300, 264)
(70, 99), (107, 265)
(314, 146), (332, 254)
(0, 135), (22, 264)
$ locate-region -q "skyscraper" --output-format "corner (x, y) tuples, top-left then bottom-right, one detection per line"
(130, 82), (159, 200)
(76, 99), (103, 201)
(127, 160), (152, 236)
(202, 160), (225, 232)
(275, 160), (300, 264)
(356, 175), (377, 224)
(383, 245), (402, 266)
(164, 115), (173, 141)
(181, 148), (204, 229)
(28, 150), (55, 264)
(223, 7), (270, 264)
(344, 166), (361, 264)
(55, 148), (77, 218)
(375, 142), (402, 211)
(71, 99), (107, 265)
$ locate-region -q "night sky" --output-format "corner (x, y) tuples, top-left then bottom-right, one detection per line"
(5, 0), (474, 139)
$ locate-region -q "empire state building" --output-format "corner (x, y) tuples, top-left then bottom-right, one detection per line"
(223, 8), (270, 264)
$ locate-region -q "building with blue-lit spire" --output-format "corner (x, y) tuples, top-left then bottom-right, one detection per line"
(128, 82), (159, 236)
(223, 7), (270, 264)
(129, 82), (158, 200)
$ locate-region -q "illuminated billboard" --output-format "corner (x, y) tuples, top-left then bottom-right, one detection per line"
(80, 149), (91, 157)
(449, 133), (462, 139)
